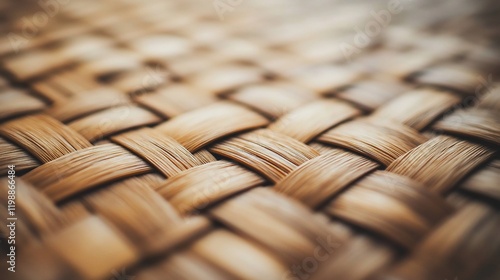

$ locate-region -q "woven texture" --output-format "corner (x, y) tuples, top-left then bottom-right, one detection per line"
(1, 0), (500, 279)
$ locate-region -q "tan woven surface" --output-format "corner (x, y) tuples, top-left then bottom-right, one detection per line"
(1, 0), (500, 279)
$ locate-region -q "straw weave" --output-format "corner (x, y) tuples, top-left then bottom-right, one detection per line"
(0, 0), (499, 279)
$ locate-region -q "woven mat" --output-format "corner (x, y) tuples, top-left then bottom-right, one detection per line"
(1, 0), (500, 279)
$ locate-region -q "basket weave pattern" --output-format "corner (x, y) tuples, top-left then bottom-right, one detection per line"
(0, 0), (500, 279)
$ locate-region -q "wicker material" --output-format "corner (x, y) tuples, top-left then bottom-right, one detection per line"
(1, 0), (500, 279)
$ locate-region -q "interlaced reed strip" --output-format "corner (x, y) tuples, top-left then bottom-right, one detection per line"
(0, 0), (499, 279)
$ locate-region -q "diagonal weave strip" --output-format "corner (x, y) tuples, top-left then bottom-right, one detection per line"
(0, 0), (500, 280)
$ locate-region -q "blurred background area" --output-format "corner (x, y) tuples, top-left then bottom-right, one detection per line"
(1, 0), (500, 58)
(1, 0), (499, 119)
